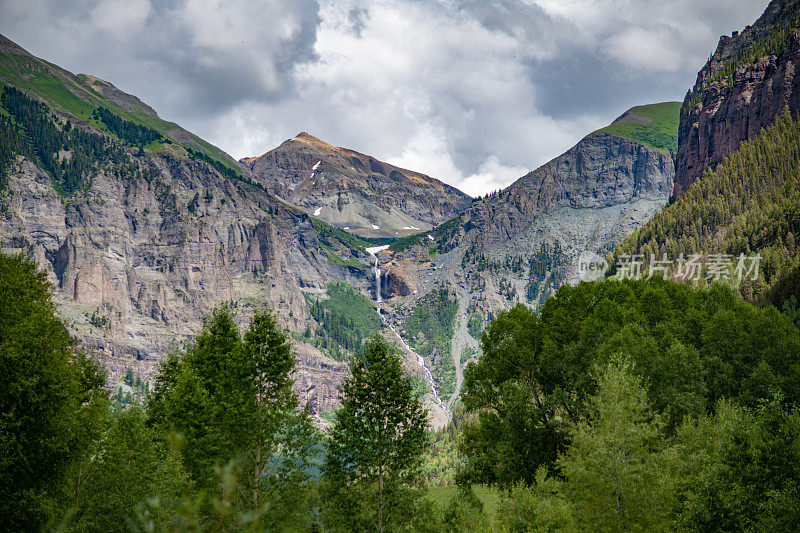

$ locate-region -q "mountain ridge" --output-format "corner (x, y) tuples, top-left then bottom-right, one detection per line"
(242, 131), (472, 239)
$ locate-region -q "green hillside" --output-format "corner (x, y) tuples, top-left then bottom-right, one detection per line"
(0, 50), (241, 176)
(614, 107), (800, 310)
(595, 102), (681, 152)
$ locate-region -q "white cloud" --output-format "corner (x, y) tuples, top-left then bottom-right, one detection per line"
(0, 0), (773, 198)
(604, 27), (684, 73)
(90, 0), (151, 36)
(461, 156), (530, 197)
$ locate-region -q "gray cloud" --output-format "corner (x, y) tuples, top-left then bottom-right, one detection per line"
(0, 0), (770, 196)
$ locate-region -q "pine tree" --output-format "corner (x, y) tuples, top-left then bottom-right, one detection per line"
(322, 335), (428, 532)
(559, 359), (678, 530)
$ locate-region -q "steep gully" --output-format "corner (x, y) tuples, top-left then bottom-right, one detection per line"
(367, 246), (451, 419)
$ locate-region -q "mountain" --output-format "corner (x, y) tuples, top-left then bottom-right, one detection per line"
(675, 0), (800, 196)
(242, 132), (472, 239)
(0, 34), (454, 425)
(616, 0), (800, 313)
(371, 102), (679, 404)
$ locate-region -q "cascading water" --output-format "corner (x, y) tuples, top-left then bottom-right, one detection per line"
(366, 246), (450, 418)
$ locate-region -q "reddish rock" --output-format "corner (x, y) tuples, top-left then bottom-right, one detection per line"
(675, 0), (800, 197)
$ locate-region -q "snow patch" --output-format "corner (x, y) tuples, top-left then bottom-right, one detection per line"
(371, 224), (379, 230)
(402, 226), (420, 230)
(312, 160), (321, 170)
(313, 207), (322, 216)
(427, 235), (434, 241)
(366, 245), (390, 256)
(343, 226), (350, 230)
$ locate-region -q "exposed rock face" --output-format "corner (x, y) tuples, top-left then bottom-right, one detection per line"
(675, 0), (800, 196)
(0, 152), (354, 413)
(0, 35), (461, 422)
(242, 133), (472, 238)
(379, 127), (675, 407)
(457, 133), (674, 250)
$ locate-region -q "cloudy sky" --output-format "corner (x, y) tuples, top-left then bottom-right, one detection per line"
(0, 0), (769, 196)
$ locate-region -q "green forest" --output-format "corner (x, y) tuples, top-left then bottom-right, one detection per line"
(616, 107), (800, 312)
(5, 247), (800, 531)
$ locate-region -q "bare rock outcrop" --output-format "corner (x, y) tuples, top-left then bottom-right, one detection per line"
(675, 0), (800, 196)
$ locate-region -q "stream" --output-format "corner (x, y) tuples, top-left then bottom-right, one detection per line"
(366, 246), (451, 418)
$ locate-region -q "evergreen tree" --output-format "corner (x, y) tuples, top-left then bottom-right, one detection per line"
(322, 335), (428, 532)
(559, 359), (678, 531)
(0, 253), (108, 530)
(147, 307), (315, 522)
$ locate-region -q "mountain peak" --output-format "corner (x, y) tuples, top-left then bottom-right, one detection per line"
(0, 34), (33, 57)
(291, 132), (335, 149)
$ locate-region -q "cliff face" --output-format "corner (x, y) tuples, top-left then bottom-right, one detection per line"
(243, 133), (472, 239)
(456, 133), (674, 250)
(1, 151), (355, 413)
(675, 0), (800, 196)
(376, 110), (676, 407)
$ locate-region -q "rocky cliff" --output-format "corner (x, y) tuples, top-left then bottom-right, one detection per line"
(453, 133), (673, 251)
(375, 105), (677, 405)
(0, 35), (450, 423)
(242, 133), (472, 239)
(675, 0), (800, 196)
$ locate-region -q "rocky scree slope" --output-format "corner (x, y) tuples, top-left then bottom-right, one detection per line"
(374, 104), (678, 406)
(242, 132), (472, 239)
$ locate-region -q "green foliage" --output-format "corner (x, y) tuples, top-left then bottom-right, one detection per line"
(435, 486), (491, 532)
(147, 307), (316, 519)
(675, 397), (800, 531)
(389, 216), (460, 253)
(526, 242), (570, 306)
(1, 86), (128, 194)
(58, 407), (186, 533)
(307, 282), (381, 360)
(405, 284), (459, 400)
(0, 113), (33, 190)
(615, 107), (800, 300)
(466, 313), (483, 339)
(92, 106), (163, 146)
(559, 359), (678, 531)
(783, 294), (800, 327)
(322, 336), (428, 532)
(596, 102), (681, 152)
(185, 146), (243, 182)
(310, 217), (371, 255)
(460, 278), (800, 487)
(326, 251), (368, 269)
(496, 471), (574, 533)
(422, 406), (469, 487)
(0, 253), (108, 530)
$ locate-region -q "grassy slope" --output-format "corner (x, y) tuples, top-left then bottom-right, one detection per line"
(614, 107), (800, 304)
(319, 282), (380, 334)
(0, 51), (241, 175)
(426, 486), (501, 520)
(595, 102), (681, 152)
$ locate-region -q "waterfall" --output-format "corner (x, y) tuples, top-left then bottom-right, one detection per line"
(374, 254), (382, 304)
(366, 246), (451, 418)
